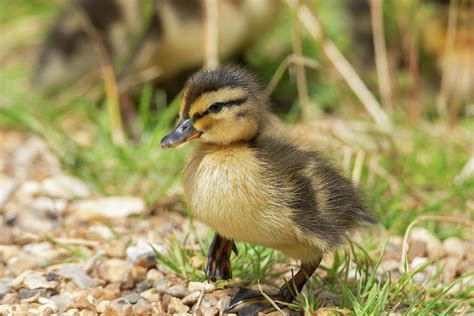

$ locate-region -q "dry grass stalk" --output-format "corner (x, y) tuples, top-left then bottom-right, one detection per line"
(407, 7), (422, 123)
(288, 0), (311, 122)
(204, 0), (219, 69)
(436, 0), (459, 121)
(370, 0), (393, 111)
(298, 5), (393, 132)
(264, 54), (319, 98)
(401, 215), (474, 273)
(73, 1), (125, 145)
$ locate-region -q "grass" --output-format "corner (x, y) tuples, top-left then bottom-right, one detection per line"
(1, 1), (473, 315)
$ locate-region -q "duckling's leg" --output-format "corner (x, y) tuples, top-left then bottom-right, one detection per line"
(205, 233), (237, 281)
(225, 258), (322, 315)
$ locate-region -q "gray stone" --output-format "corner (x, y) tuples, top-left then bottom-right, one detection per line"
(122, 292), (142, 304)
(58, 264), (100, 289)
(0, 282), (11, 298)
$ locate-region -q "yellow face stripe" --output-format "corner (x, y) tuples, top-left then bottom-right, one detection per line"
(180, 88), (247, 119)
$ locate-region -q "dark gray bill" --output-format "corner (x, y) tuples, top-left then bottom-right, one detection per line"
(161, 118), (201, 148)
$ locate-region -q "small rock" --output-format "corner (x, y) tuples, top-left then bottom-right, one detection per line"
(70, 196), (146, 219)
(379, 259), (400, 273)
(50, 292), (75, 312)
(134, 298), (152, 314)
(96, 300), (111, 313)
(74, 290), (95, 310)
(201, 295), (218, 308)
(23, 242), (63, 264)
(106, 298), (133, 314)
(442, 237), (465, 259)
(126, 239), (164, 266)
(58, 264), (100, 289)
(199, 306), (219, 315)
(23, 272), (58, 290)
(0, 282), (12, 298)
(182, 291), (201, 305)
(122, 293), (142, 304)
(135, 280), (152, 293)
(0, 177), (17, 208)
(0, 245), (21, 260)
(140, 288), (160, 302)
(41, 174), (90, 199)
(146, 269), (164, 286)
(165, 284), (189, 298)
(408, 240), (427, 261)
(131, 265), (147, 282)
(442, 257), (459, 281)
(18, 181), (41, 196)
(31, 197), (67, 214)
(216, 296), (231, 312)
(19, 288), (48, 300)
(168, 297), (190, 314)
(97, 259), (131, 283)
(411, 228), (441, 258)
(1, 292), (19, 305)
(79, 310), (96, 316)
(188, 281), (215, 293)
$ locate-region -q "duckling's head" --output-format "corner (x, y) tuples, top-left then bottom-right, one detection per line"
(161, 66), (266, 148)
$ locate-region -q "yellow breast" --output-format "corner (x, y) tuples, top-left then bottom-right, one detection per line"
(183, 144), (297, 247)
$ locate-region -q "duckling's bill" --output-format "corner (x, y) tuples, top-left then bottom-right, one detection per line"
(161, 118), (201, 148)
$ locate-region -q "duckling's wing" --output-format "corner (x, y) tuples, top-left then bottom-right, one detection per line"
(251, 135), (375, 250)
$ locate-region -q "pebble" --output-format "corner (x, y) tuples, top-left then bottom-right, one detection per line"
(216, 296), (231, 312)
(41, 174), (90, 199)
(410, 228), (441, 258)
(408, 240), (427, 261)
(0, 282), (11, 298)
(19, 288), (48, 300)
(23, 242), (63, 264)
(140, 288), (160, 302)
(97, 259), (131, 283)
(58, 264), (100, 289)
(73, 290), (95, 310)
(188, 281), (215, 293)
(122, 292), (142, 304)
(0, 245), (21, 260)
(106, 298), (134, 314)
(31, 197), (67, 214)
(379, 259), (400, 273)
(23, 273), (58, 290)
(182, 291), (201, 305)
(146, 269), (164, 286)
(201, 295), (218, 308)
(135, 280), (152, 293)
(168, 297), (190, 313)
(70, 196), (146, 219)
(96, 300), (111, 313)
(50, 292), (75, 312)
(198, 306), (219, 315)
(442, 237), (465, 259)
(126, 239), (164, 266)
(134, 298), (153, 314)
(165, 284), (189, 298)
(0, 177), (17, 207)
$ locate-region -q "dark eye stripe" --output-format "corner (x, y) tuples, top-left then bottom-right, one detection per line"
(193, 97), (248, 121)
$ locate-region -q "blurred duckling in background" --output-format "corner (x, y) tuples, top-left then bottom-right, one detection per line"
(32, 0), (279, 94)
(161, 66), (375, 315)
(423, 0), (473, 122)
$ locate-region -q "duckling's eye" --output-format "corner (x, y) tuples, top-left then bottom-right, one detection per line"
(208, 102), (224, 113)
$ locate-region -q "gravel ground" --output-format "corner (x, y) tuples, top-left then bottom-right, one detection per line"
(1, 130), (472, 315)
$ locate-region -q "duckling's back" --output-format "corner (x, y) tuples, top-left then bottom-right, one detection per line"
(250, 133), (376, 251)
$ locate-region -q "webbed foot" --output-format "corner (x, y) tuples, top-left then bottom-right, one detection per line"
(225, 287), (296, 315)
(205, 233), (236, 281)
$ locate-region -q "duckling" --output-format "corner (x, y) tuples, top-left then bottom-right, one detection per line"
(32, 0), (279, 93)
(161, 66), (375, 314)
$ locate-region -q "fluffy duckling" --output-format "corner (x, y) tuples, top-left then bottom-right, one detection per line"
(161, 66), (375, 314)
(32, 0), (278, 93)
